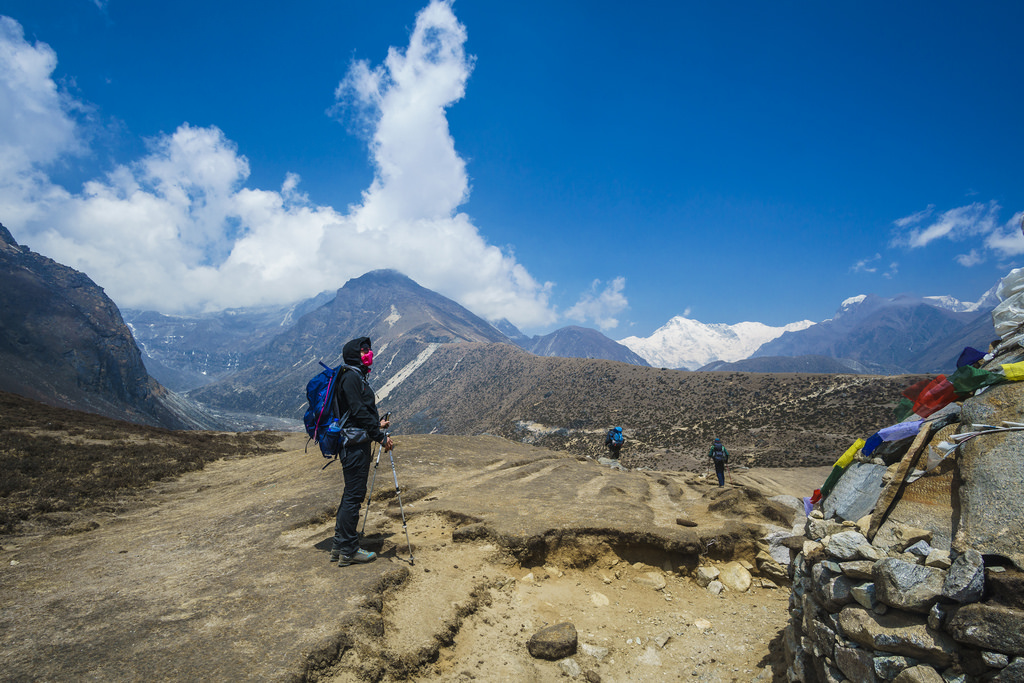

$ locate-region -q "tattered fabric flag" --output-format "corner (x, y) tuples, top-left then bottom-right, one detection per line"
(862, 420), (924, 456)
(835, 438), (866, 469)
(912, 375), (957, 418)
(938, 422), (1024, 455)
(948, 365), (1006, 394)
(956, 346), (987, 368)
(1000, 361), (1024, 381)
(819, 438), (866, 499)
(893, 397), (915, 422)
(901, 378), (932, 402)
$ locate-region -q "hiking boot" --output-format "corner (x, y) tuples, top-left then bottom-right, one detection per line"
(330, 549), (342, 563)
(337, 549), (376, 566)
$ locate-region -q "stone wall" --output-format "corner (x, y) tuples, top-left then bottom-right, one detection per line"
(782, 379), (1024, 683)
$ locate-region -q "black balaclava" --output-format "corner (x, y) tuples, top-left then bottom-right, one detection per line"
(342, 337), (372, 370)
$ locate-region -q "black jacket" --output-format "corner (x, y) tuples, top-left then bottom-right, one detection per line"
(334, 337), (385, 444)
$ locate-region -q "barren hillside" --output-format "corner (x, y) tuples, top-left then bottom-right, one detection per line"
(378, 343), (929, 469)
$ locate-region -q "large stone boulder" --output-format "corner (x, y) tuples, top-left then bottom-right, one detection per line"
(941, 549), (984, 604)
(823, 463), (887, 523)
(873, 558), (947, 614)
(718, 561), (752, 593)
(527, 622), (578, 660)
(836, 606), (957, 668)
(945, 603), (1024, 656)
(955, 381), (1024, 571)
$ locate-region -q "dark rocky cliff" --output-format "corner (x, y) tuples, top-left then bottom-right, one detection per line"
(0, 223), (211, 429)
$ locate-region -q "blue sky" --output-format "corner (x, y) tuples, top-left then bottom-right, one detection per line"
(1, 1), (1022, 337)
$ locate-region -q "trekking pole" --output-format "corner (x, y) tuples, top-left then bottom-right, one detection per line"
(359, 412), (390, 538)
(386, 439), (415, 566)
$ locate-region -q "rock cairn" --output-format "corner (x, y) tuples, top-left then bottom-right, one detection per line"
(782, 268), (1024, 683)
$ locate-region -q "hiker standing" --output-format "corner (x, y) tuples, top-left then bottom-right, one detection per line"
(605, 426), (625, 460)
(331, 337), (393, 567)
(708, 437), (729, 487)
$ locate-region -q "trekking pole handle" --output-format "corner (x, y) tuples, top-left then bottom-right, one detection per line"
(380, 412), (393, 451)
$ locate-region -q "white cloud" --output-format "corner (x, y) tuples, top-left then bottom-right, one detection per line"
(983, 211), (1024, 257)
(0, 4), (580, 330)
(955, 249), (983, 267)
(895, 201), (1000, 248)
(565, 277), (628, 331)
(851, 253), (881, 273)
(891, 202), (1024, 267)
(892, 205), (934, 228)
(0, 18), (83, 171)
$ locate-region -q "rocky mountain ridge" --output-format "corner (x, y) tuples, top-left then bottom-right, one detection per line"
(516, 325), (649, 366)
(0, 223), (215, 429)
(750, 293), (997, 374)
(122, 291), (334, 393)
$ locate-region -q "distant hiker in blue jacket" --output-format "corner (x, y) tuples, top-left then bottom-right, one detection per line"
(605, 426), (625, 459)
(331, 336), (393, 567)
(708, 437), (729, 487)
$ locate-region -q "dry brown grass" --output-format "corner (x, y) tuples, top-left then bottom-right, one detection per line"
(0, 391), (283, 535)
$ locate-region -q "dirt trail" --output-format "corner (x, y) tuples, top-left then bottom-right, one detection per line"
(1, 434), (826, 682)
(330, 511), (790, 683)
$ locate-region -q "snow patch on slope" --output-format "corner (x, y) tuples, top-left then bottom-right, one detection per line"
(375, 343), (439, 400)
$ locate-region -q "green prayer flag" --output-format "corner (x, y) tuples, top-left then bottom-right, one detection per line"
(893, 397), (914, 422)
(949, 365), (1005, 395)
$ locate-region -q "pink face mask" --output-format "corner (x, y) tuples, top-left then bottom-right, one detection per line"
(360, 349), (373, 370)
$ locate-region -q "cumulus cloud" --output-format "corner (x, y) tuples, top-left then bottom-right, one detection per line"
(0, 2), (589, 330)
(565, 277), (628, 331)
(983, 211), (1024, 257)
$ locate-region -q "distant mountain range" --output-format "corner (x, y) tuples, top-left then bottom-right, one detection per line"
(188, 269), (514, 418)
(515, 325), (649, 366)
(0, 220), (1003, 442)
(618, 290), (1000, 374)
(747, 292), (999, 374)
(123, 292), (334, 393)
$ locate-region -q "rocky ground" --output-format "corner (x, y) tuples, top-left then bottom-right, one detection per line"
(0, 433), (829, 682)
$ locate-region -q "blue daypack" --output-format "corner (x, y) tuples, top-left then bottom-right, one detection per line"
(303, 361), (340, 446)
(610, 429), (624, 446)
(303, 362), (370, 461)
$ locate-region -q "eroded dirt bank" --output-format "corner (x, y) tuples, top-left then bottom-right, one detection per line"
(1, 434), (826, 681)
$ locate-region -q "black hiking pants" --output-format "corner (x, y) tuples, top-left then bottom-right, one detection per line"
(333, 441), (373, 555)
(714, 460), (726, 486)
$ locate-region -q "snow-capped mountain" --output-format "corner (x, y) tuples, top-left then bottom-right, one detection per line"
(753, 292), (998, 373)
(923, 284), (1000, 313)
(618, 317), (815, 370)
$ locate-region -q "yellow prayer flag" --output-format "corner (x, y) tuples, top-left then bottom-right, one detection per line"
(1001, 362), (1024, 381)
(834, 438), (866, 469)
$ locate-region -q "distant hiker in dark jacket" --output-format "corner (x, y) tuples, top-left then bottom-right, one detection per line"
(708, 437), (729, 487)
(330, 336), (393, 567)
(604, 426), (624, 459)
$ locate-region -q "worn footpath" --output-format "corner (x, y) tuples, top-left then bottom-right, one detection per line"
(1, 433), (825, 681)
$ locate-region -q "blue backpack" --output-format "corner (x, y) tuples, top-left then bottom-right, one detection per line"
(303, 362), (341, 447)
(303, 362), (371, 461)
(610, 429), (624, 446)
